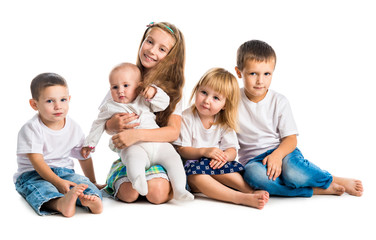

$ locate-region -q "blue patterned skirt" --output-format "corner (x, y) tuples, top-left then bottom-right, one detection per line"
(184, 157), (244, 176)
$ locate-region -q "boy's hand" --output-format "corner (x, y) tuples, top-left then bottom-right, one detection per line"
(142, 86), (157, 100)
(81, 147), (93, 159)
(262, 154), (283, 181)
(55, 179), (77, 194)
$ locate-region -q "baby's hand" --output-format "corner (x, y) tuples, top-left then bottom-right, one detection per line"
(142, 86), (157, 101)
(81, 147), (93, 159)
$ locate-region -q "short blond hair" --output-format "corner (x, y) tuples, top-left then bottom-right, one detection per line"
(190, 68), (240, 132)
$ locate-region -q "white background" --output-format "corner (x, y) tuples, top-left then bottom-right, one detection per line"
(1, 0), (375, 239)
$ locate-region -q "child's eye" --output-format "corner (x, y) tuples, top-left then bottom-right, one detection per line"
(249, 72), (256, 76)
(213, 96), (220, 101)
(160, 47), (167, 53)
(123, 84), (129, 88)
(46, 100), (53, 103)
(112, 86), (118, 90)
(264, 72), (271, 76)
(200, 90), (207, 95)
(61, 98), (67, 102)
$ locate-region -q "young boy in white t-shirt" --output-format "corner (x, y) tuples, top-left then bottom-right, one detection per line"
(14, 73), (103, 217)
(235, 40), (363, 197)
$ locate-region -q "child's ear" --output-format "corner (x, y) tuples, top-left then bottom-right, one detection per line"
(235, 67), (242, 78)
(29, 99), (38, 111)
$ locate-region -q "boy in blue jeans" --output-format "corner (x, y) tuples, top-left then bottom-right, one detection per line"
(235, 40), (363, 197)
(14, 73), (103, 217)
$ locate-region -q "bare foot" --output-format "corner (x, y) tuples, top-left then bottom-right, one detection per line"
(79, 194), (103, 214)
(253, 190), (269, 202)
(237, 193), (268, 209)
(313, 182), (345, 196)
(57, 184), (88, 217)
(333, 176), (363, 196)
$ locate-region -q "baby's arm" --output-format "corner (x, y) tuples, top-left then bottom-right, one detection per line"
(27, 153), (77, 193)
(263, 134), (297, 180)
(143, 85), (170, 112)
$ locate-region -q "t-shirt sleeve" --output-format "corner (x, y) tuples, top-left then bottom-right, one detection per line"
(219, 128), (240, 151)
(17, 121), (44, 155)
(172, 99), (183, 116)
(277, 97), (299, 138)
(173, 110), (192, 147)
(70, 125), (90, 160)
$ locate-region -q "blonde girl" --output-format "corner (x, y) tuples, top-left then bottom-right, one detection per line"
(103, 22), (186, 204)
(174, 68), (269, 209)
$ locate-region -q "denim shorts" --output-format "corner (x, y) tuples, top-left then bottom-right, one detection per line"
(15, 168), (102, 216)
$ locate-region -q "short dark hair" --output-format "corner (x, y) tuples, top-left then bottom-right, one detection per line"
(236, 40), (276, 70)
(30, 73), (68, 100)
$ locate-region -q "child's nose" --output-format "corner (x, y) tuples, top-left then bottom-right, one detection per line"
(54, 102), (61, 109)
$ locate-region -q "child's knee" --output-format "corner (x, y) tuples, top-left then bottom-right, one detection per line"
(243, 162), (269, 189)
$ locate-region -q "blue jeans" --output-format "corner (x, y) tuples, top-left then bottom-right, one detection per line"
(15, 168), (102, 216)
(243, 148), (333, 197)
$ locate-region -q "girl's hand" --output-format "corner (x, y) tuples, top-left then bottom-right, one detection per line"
(209, 159), (226, 169)
(112, 129), (141, 149)
(203, 148), (227, 162)
(81, 147), (92, 159)
(94, 183), (107, 190)
(262, 154), (283, 181)
(106, 113), (140, 134)
(142, 86), (157, 100)
(55, 179), (77, 194)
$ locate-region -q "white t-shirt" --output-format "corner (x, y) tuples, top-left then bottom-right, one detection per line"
(237, 88), (298, 165)
(14, 114), (87, 183)
(174, 108), (239, 154)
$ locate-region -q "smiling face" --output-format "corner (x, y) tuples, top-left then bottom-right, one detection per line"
(138, 27), (176, 69)
(109, 66), (141, 104)
(29, 85), (70, 129)
(236, 59), (275, 103)
(194, 85), (226, 121)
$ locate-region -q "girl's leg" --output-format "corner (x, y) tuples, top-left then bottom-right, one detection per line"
(153, 143), (194, 201)
(212, 172), (269, 200)
(116, 182), (140, 203)
(117, 177), (173, 204)
(188, 174), (268, 209)
(146, 178), (173, 204)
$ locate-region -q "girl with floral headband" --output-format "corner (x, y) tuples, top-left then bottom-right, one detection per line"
(102, 22), (186, 204)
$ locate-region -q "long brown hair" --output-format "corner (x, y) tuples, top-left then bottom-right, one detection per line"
(136, 22), (185, 127)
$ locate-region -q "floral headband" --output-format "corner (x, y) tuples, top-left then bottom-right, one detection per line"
(147, 22), (174, 35)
